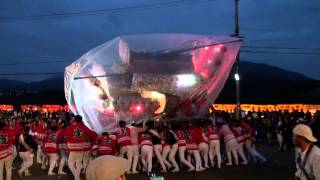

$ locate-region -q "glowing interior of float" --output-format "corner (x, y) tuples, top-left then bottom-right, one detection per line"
(64, 34), (242, 133)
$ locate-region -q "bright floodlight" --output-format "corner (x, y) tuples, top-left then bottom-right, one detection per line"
(177, 74), (197, 87)
(234, 73), (240, 81)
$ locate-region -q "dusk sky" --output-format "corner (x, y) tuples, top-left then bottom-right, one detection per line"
(0, 0), (319, 82)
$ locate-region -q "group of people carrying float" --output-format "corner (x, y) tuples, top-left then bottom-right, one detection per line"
(0, 110), (267, 180)
(113, 114), (267, 176)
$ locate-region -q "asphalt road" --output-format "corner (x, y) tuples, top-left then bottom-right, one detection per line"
(11, 145), (295, 180)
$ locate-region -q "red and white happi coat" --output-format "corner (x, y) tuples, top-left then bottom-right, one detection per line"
(97, 135), (117, 155)
(115, 127), (132, 147)
(219, 124), (236, 143)
(138, 133), (153, 148)
(0, 129), (13, 160)
(205, 125), (220, 141)
(232, 127), (245, 144)
(175, 130), (186, 147)
(185, 129), (198, 151)
(43, 131), (59, 154)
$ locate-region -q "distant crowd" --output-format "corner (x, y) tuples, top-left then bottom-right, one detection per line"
(0, 109), (319, 180)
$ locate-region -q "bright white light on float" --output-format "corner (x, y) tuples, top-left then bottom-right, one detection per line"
(214, 44), (227, 52)
(214, 46), (221, 52)
(234, 73), (240, 81)
(141, 90), (166, 114)
(136, 105), (142, 111)
(131, 104), (144, 115)
(177, 74), (197, 87)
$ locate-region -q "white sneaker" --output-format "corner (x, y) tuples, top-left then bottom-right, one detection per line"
(48, 172), (56, 176)
(241, 161), (248, 165)
(187, 167), (195, 172)
(260, 159), (267, 163)
(196, 167), (205, 172)
(160, 169), (167, 173)
(172, 168), (179, 173)
(58, 171), (67, 175)
(18, 171), (23, 178)
(142, 168), (147, 173)
(131, 171), (139, 174)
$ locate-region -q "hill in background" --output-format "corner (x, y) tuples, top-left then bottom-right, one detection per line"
(0, 61), (319, 104)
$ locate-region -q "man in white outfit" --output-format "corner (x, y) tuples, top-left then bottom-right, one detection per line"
(166, 129), (180, 172)
(220, 123), (247, 166)
(18, 126), (36, 177)
(0, 121), (13, 180)
(116, 121), (133, 173)
(293, 124), (320, 180)
(174, 126), (195, 171)
(186, 126), (205, 172)
(241, 120), (266, 163)
(205, 121), (221, 168)
(129, 122), (146, 174)
(66, 115), (97, 180)
(149, 128), (167, 172)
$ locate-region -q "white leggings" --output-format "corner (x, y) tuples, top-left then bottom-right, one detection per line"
(237, 143), (248, 164)
(209, 140), (221, 168)
(277, 134), (283, 150)
(36, 145), (44, 164)
(187, 150), (202, 171)
(0, 156), (13, 180)
(168, 144), (179, 170)
(19, 151), (34, 175)
(245, 140), (266, 162)
(198, 142), (209, 168)
(58, 151), (68, 173)
(162, 145), (171, 169)
(154, 144), (167, 171)
(47, 153), (59, 175)
(11, 146), (17, 160)
(141, 145), (153, 173)
(119, 145), (133, 172)
(226, 139), (239, 165)
(10, 146), (17, 169)
(178, 146), (194, 169)
(82, 151), (91, 173)
(131, 145), (139, 173)
(68, 151), (84, 180)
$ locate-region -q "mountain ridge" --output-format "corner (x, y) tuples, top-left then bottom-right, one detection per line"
(0, 61), (319, 104)
(0, 61), (312, 90)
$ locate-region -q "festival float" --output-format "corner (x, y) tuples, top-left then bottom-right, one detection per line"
(64, 34), (242, 133)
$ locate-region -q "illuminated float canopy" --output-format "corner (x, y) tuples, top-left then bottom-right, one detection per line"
(64, 34), (242, 133)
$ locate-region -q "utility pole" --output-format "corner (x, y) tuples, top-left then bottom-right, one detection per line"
(234, 0), (241, 121)
(234, 0), (240, 36)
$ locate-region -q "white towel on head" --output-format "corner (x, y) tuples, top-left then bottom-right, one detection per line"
(86, 155), (129, 180)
